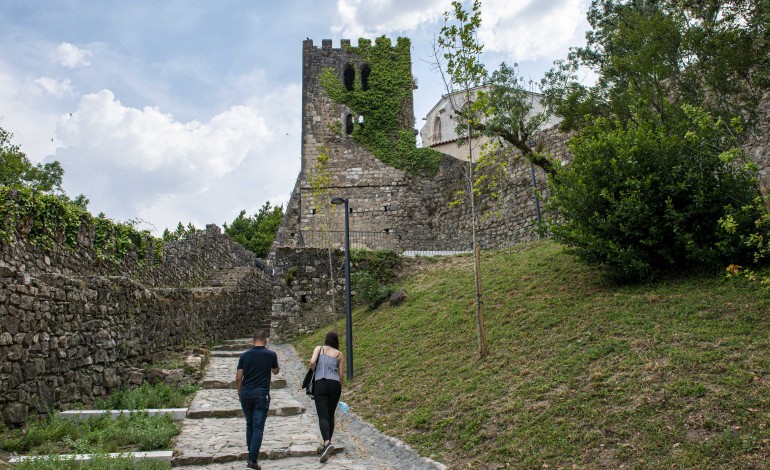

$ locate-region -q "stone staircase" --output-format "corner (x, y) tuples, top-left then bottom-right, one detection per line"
(173, 339), (352, 468)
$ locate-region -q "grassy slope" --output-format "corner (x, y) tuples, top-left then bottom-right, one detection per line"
(294, 241), (770, 469)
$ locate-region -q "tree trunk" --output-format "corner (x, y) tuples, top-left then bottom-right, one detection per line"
(468, 117), (488, 357)
(474, 244), (488, 356)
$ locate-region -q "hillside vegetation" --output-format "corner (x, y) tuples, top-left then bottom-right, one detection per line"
(294, 241), (770, 469)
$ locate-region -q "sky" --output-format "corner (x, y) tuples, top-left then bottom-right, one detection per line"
(0, 0), (591, 235)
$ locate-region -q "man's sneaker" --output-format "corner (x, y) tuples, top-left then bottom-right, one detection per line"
(247, 461), (261, 469)
(320, 444), (334, 463)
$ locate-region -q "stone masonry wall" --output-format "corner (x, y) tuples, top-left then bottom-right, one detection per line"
(270, 247), (344, 342)
(0, 221), (272, 425)
(0, 217), (259, 289)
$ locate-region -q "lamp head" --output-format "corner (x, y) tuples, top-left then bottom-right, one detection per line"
(331, 197), (347, 205)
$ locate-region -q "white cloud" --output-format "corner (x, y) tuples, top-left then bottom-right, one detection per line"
(52, 85), (301, 234)
(56, 42), (93, 68)
(479, 0), (589, 61)
(333, 0), (446, 37)
(33, 76), (75, 98)
(333, 0), (589, 63)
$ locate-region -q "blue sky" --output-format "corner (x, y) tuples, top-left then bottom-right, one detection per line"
(0, 0), (590, 234)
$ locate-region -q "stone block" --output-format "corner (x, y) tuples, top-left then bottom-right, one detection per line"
(3, 403), (28, 424)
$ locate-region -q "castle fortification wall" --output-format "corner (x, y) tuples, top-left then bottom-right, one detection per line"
(0, 216), (272, 425)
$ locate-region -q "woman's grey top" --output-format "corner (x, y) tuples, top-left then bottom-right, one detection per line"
(314, 347), (341, 382)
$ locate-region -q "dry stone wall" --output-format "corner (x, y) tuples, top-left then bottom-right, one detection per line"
(270, 247), (344, 342)
(0, 223), (272, 425)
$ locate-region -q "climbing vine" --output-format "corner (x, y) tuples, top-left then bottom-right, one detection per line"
(319, 36), (443, 177)
(0, 186), (164, 266)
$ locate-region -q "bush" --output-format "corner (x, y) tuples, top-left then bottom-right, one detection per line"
(545, 105), (765, 282)
(351, 250), (402, 309)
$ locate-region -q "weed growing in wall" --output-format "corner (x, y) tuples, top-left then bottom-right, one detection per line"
(319, 37), (443, 177)
(351, 249), (402, 309)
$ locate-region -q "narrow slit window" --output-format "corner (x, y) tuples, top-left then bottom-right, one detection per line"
(345, 114), (354, 134)
(361, 64), (371, 91)
(343, 64), (355, 91)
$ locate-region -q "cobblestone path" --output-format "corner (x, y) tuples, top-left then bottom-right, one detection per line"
(173, 340), (445, 470)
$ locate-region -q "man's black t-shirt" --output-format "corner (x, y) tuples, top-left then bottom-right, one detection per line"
(237, 346), (278, 398)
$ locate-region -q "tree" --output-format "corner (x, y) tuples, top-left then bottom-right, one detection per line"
(542, 0), (770, 133)
(306, 147), (341, 324)
(223, 202), (284, 258)
(435, 0), (489, 356)
(162, 222), (197, 242)
(545, 104), (763, 282)
(0, 127), (64, 193)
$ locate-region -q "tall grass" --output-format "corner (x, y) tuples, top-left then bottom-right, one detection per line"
(1, 412), (179, 455)
(92, 383), (198, 410)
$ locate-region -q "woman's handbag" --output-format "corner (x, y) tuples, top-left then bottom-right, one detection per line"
(302, 367), (315, 397)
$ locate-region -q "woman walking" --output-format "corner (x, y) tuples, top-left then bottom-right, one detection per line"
(309, 331), (344, 463)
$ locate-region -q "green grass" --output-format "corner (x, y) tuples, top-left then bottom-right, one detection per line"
(0, 412), (180, 455)
(92, 383), (199, 410)
(11, 454), (171, 469)
(294, 240), (770, 469)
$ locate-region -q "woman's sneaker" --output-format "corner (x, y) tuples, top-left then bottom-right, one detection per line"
(320, 444), (334, 463)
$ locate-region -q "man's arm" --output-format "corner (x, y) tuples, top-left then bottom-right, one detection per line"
(272, 353), (280, 375)
(236, 368), (244, 394)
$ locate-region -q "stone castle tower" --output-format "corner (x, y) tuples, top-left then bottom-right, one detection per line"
(274, 38), (550, 254)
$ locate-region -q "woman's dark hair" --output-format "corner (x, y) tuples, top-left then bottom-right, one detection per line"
(324, 331), (339, 349)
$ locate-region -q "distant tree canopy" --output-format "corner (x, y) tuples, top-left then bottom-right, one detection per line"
(161, 222), (198, 242)
(0, 127), (64, 194)
(223, 202), (284, 258)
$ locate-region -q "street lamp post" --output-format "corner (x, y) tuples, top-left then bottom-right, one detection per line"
(330, 197), (353, 380)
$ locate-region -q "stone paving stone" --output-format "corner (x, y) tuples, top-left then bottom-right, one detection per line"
(172, 416), (338, 465)
(178, 456), (379, 469)
(188, 388), (304, 419)
(203, 356), (286, 390)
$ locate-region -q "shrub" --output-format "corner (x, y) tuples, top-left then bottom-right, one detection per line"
(545, 105), (765, 282)
(351, 250), (402, 309)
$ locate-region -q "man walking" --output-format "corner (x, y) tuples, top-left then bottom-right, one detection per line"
(236, 329), (280, 470)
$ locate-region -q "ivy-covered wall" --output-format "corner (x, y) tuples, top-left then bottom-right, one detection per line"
(0, 189), (273, 425)
(319, 37), (442, 177)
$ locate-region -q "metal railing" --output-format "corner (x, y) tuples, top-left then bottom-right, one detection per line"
(299, 230), (400, 251)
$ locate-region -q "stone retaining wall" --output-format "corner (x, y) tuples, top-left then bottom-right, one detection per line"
(270, 247), (344, 342)
(0, 220), (273, 425)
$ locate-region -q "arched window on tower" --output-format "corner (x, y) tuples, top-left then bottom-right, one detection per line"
(361, 64), (371, 91)
(432, 115), (442, 143)
(343, 64), (355, 91)
(345, 114), (354, 134)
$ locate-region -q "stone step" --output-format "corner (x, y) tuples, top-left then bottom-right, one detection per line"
(220, 338), (252, 345)
(58, 408), (187, 421)
(172, 416), (344, 466)
(214, 343), (253, 351)
(202, 357), (287, 390)
(10, 451), (173, 465)
(187, 389), (304, 419)
(175, 455), (370, 469)
(210, 350), (242, 358)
